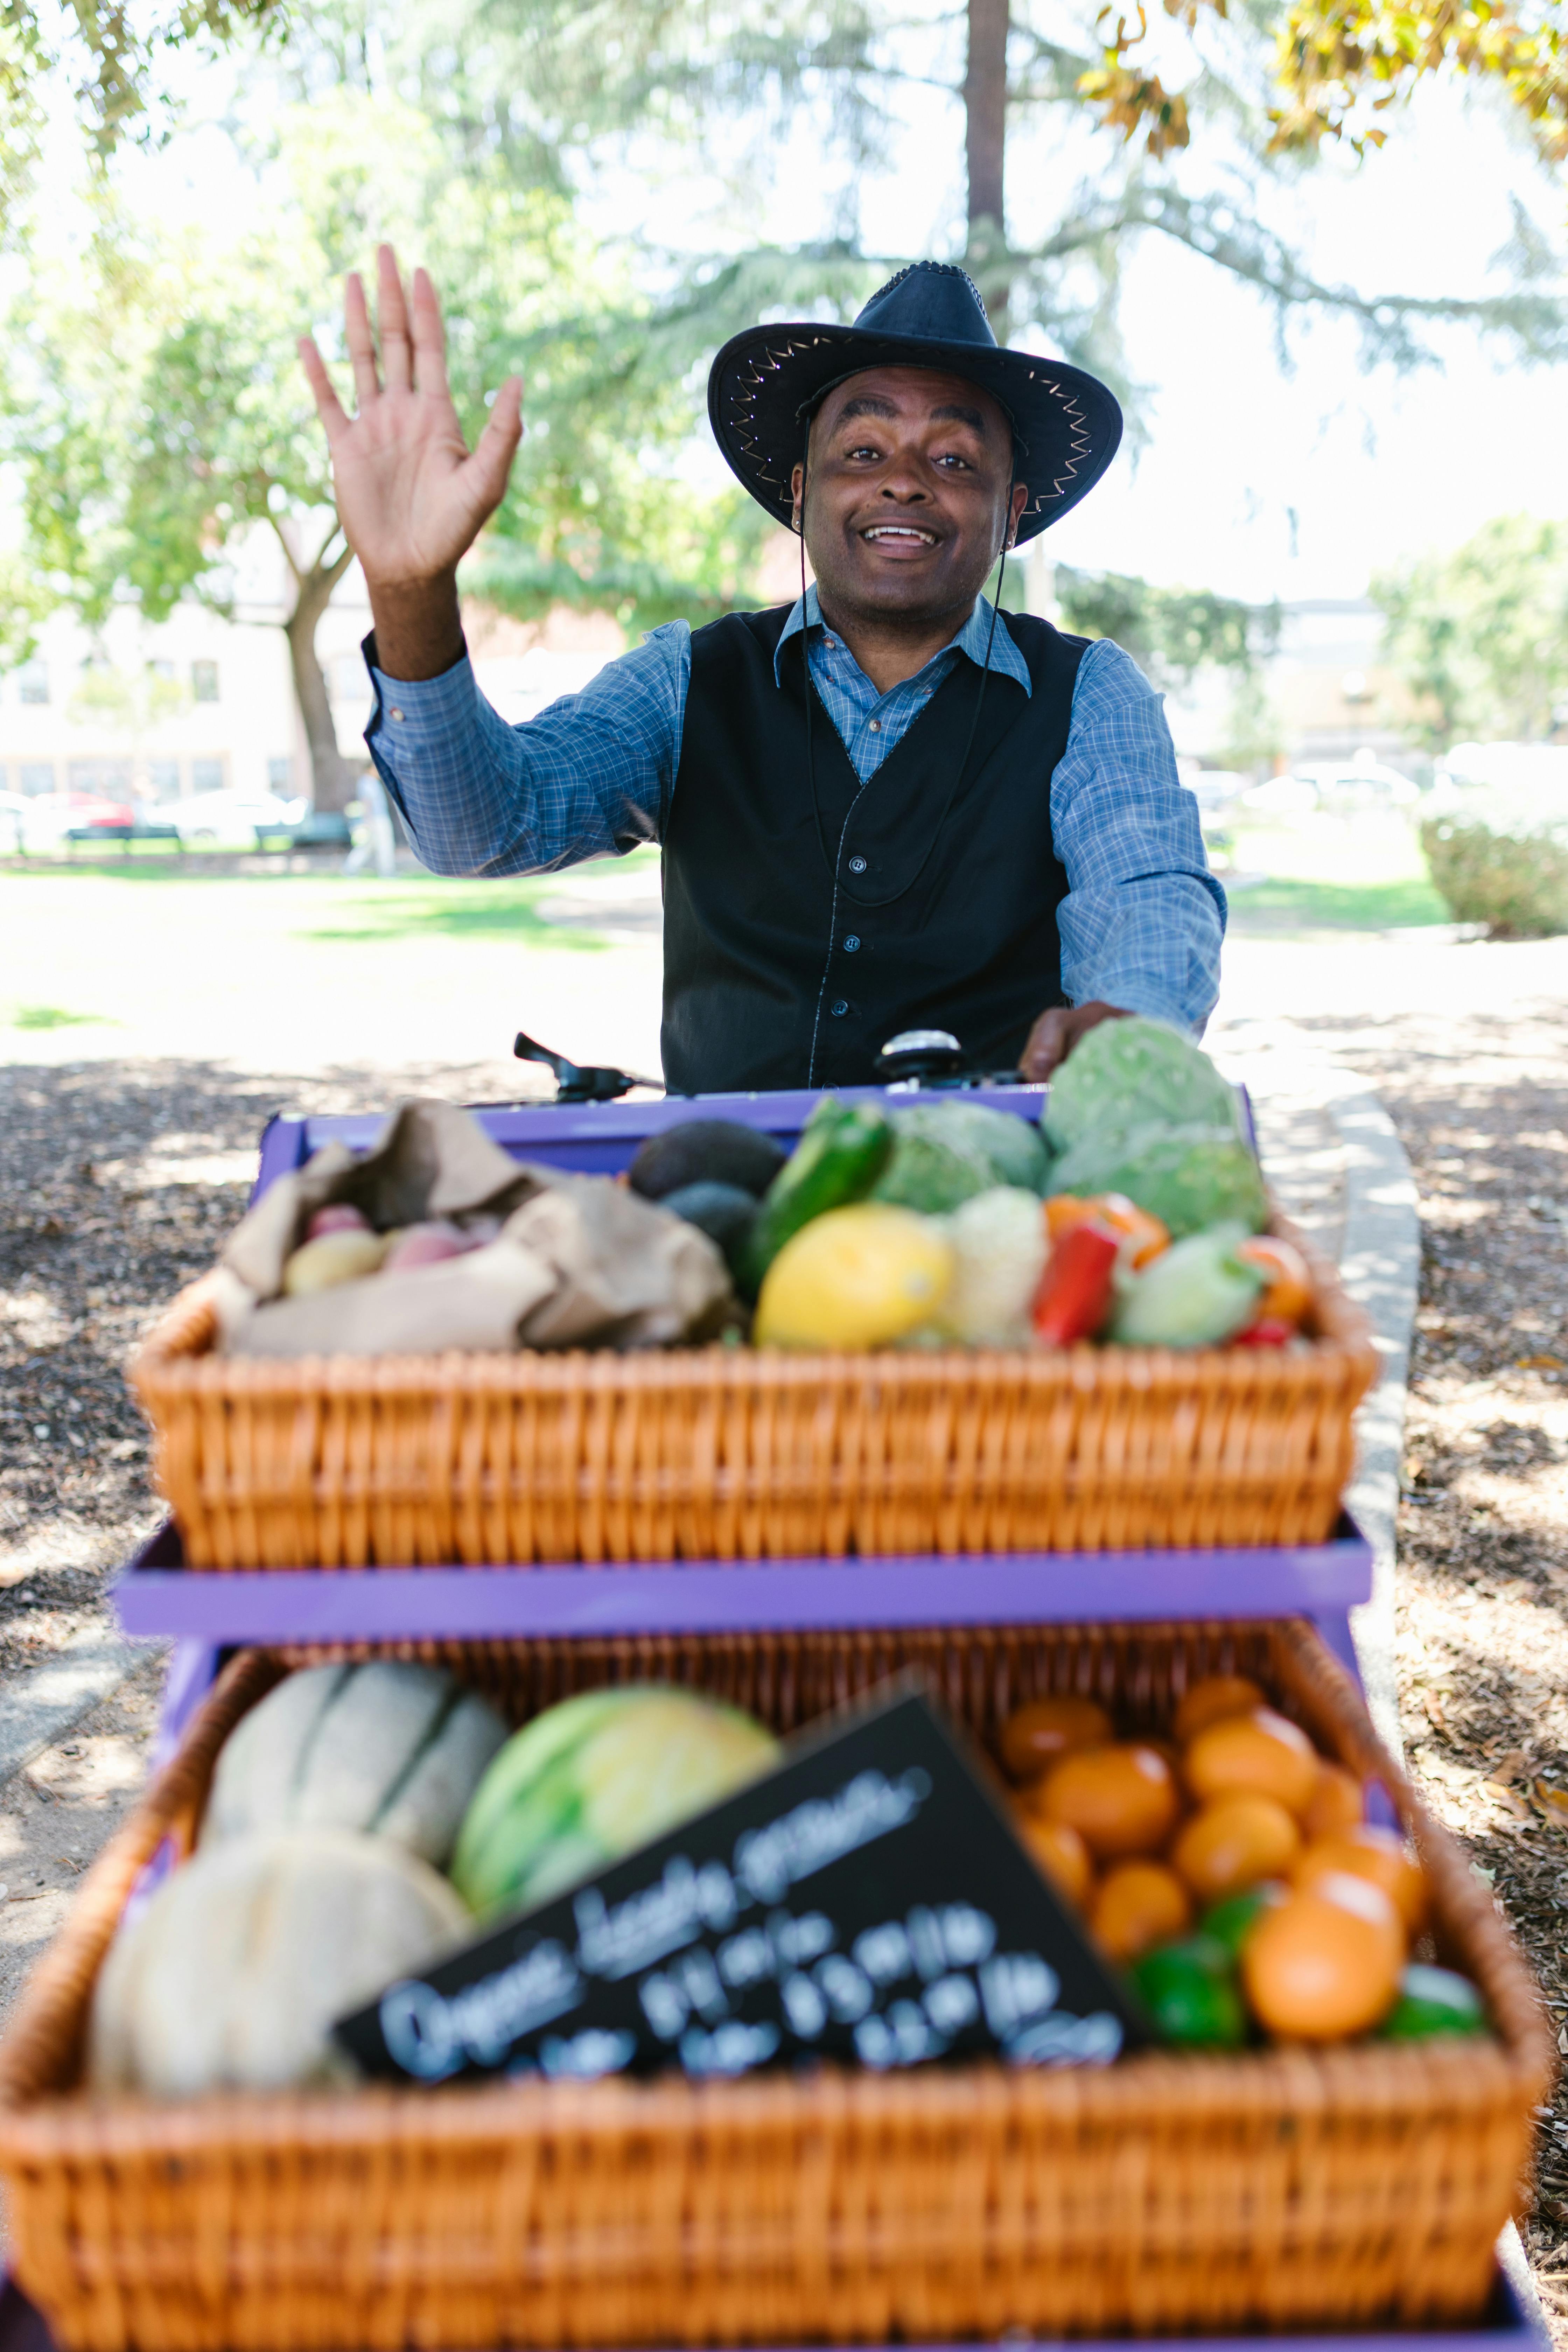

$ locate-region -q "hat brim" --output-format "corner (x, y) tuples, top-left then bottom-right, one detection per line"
(707, 321), (1122, 544)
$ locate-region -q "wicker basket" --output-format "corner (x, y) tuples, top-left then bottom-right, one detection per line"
(131, 1212), (1378, 1568)
(0, 1619), (1548, 2352)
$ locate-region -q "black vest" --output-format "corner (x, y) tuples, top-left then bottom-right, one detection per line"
(661, 604), (1086, 1093)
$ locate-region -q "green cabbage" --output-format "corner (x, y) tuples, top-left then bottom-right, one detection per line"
(870, 1098), (1050, 1211)
(1047, 1121), (1268, 1240)
(869, 1123), (993, 1214)
(1043, 1017), (1244, 1156)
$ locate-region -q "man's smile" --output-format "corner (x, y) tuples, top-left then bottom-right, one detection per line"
(860, 522), (940, 550)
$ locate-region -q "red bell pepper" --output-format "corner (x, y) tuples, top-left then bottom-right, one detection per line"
(1031, 1220), (1121, 1347)
(1232, 1317), (1295, 1348)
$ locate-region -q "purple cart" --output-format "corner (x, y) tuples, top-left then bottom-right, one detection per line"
(80, 1086), (1543, 2352)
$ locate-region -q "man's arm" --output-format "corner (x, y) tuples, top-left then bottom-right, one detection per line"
(361, 623), (687, 876)
(1019, 637), (1226, 1080)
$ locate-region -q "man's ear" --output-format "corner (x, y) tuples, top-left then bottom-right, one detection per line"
(790, 460), (805, 534)
(1005, 480), (1028, 551)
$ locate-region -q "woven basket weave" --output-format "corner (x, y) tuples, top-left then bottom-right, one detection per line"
(0, 1618), (1548, 2352)
(131, 1212), (1377, 1567)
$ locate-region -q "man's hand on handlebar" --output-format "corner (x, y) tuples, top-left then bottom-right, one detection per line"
(299, 247), (523, 681)
(1019, 1000), (1129, 1082)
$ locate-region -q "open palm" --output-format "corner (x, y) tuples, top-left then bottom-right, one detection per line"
(300, 246), (523, 588)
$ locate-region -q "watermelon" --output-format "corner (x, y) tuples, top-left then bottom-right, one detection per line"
(451, 1685), (780, 1918)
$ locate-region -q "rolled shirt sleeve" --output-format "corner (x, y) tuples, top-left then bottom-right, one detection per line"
(362, 621), (690, 877)
(1051, 637), (1227, 1035)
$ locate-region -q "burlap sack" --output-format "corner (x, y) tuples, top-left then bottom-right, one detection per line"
(222, 1112), (734, 1359)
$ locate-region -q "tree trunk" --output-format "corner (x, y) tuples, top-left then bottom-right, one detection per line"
(965, 0), (1011, 335)
(280, 539), (362, 813)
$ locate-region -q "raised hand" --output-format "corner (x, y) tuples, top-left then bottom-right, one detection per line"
(300, 246), (523, 679)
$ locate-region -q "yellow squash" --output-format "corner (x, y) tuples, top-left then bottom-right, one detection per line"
(752, 1202), (954, 1350)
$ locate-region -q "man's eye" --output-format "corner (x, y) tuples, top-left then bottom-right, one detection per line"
(846, 444), (881, 460)
(934, 453), (972, 469)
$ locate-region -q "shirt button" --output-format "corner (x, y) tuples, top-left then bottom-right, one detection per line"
(830, 1000), (849, 1018)
(843, 935), (860, 953)
(824, 636), (836, 648)
(389, 707), (405, 723)
(868, 719), (881, 733)
(848, 855), (867, 874)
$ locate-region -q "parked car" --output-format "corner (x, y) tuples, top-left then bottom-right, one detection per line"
(164, 790), (307, 846)
(9, 792), (137, 849)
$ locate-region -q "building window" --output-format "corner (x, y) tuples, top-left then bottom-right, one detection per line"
(19, 763), (54, 796)
(68, 760), (133, 798)
(191, 660), (219, 704)
(267, 756), (292, 791)
(147, 758), (181, 800)
(190, 757), (225, 794)
(17, 664), (48, 705)
(148, 659), (175, 682)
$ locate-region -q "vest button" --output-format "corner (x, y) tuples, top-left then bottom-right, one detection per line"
(830, 1000), (850, 1018)
(848, 855), (867, 874)
(843, 935), (860, 953)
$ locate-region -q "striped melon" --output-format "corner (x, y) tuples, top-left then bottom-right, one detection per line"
(451, 1685), (780, 1918)
(203, 1662), (508, 1868)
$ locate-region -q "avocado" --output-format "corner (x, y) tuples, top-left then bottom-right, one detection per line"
(659, 1182), (760, 1280)
(627, 1120), (787, 1203)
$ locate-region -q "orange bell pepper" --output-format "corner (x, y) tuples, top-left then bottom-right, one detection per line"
(1236, 1235), (1313, 1330)
(1043, 1191), (1169, 1269)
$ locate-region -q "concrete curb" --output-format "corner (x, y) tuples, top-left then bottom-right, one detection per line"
(0, 1627), (165, 1792)
(1332, 1091), (1421, 1763)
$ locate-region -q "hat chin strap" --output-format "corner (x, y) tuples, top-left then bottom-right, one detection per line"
(799, 471), (1015, 1088)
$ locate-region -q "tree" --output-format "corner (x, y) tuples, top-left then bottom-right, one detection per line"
(407, 0), (1568, 415)
(0, 88), (763, 805)
(1372, 514), (1568, 748)
(1053, 566), (1279, 688)
(0, 0), (283, 230)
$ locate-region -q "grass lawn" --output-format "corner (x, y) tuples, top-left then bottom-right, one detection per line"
(0, 863), (665, 1079)
(1224, 872), (1451, 932)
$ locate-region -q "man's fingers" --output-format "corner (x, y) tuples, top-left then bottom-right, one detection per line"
(409, 267), (451, 398)
(298, 338), (350, 443)
(344, 272), (380, 406)
(1019, 1009), (1071, 1082)
(465, 376), (525, 505)
(377, 245), (413, 393)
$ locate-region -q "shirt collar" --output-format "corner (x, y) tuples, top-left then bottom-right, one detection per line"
(773, 580), (1032, 697)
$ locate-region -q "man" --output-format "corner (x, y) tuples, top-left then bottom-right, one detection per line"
(302, 251), (1225, 1090)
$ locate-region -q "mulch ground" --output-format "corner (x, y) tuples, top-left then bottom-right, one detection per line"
(2, 1025), (1567, 2326)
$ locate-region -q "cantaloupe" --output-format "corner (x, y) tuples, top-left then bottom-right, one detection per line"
(203, 1661), (507, 1868)
(89, 1829), (469, 2096)
(451, 1685), (780, 1918)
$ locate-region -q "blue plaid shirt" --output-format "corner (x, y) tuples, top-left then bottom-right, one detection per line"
(364, 589), (1226, 1034)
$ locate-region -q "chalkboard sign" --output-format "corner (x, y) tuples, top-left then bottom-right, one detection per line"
(335, 1682), (1147, 2086)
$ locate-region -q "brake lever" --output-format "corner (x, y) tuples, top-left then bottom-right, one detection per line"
(513, 1031), (663, 1104)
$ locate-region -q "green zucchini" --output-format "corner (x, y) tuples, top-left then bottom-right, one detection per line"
(738, 1096), (894, 1297)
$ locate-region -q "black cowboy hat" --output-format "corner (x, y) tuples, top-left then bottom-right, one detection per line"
(707, 260), (1122, 546)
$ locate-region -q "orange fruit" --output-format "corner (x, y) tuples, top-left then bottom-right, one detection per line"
(1237, 1235), (1314, 1329)
(1039, 1743), (1181, 1861)
(1172, 1793), (1302, 1903)
(1303, 1763), (1363, 1841)
(1001, 1695), (1114, 1783)
(1172, 1675), (1266, 1746)
(1293, 1825), (1428, 1935)
(1241, 1873), (1404, 2041)
(1014, 1814), (1092, 1908)
(1185, 1709), (1320, 1816)
(1090, 1860), (1192, 1961)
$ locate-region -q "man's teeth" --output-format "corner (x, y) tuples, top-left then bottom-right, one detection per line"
(863, 526), (936, 544)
